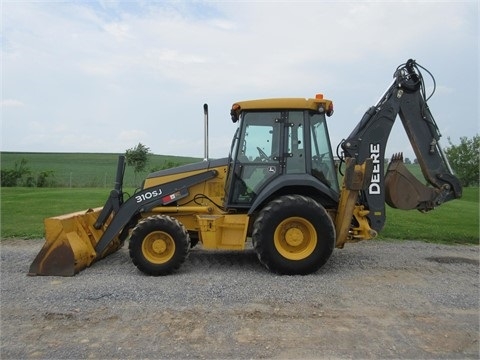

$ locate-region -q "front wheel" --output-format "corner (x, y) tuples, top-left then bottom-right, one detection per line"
(129, 215), (190, 276)
(252, 195), (335, 275)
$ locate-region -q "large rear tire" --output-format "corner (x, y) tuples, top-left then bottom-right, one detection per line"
(252, 195), (335, 275)
(129, 215), (190, 276)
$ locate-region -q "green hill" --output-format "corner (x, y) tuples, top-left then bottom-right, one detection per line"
(1, 152), (202, 188)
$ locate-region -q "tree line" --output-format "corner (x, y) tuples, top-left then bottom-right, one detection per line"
(0, 158), (55, 187)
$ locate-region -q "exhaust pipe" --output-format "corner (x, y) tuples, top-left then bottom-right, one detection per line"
(204, 103), (209, 161)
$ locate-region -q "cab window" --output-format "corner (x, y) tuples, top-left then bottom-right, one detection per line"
(229, 111), (282, 205)
(310, 112), (339, 192)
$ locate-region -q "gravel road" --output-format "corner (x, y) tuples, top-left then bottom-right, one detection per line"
(1, 238), (478, 359)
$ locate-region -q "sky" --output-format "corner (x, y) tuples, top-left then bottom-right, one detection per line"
(1, 1), (478, 160)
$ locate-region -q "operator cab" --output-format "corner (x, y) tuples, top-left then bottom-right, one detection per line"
(225, 97), (338, 209)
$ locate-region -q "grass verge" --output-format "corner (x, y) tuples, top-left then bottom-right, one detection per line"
(1, 187), (478, 244)
(379, 187), (478, 245)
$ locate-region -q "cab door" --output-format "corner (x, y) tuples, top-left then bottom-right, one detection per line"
(226, 111), (283, 207)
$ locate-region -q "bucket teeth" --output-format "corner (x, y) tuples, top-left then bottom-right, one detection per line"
(390, 152), (404, 162)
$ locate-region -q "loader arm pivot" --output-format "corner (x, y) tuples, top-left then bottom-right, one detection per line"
(341, 59), (462, 232)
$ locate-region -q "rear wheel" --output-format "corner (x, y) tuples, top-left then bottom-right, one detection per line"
(129, 215), (190, 276)
(252, 195), (335, 275)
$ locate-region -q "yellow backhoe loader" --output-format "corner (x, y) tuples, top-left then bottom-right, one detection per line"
(29, 59), (462, 276)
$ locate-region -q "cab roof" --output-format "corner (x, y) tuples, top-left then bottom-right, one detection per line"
(232, 97), (332, 112)
(230, 97), (333, 122)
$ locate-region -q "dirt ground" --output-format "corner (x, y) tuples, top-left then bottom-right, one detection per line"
(1, 238), (479, 359)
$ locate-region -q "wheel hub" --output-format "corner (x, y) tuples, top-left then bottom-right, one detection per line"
(285, 227), (304, 247)
(152, 239), (167, 254)
(274, 217), (318, 261)
(142, 231), (176, 264)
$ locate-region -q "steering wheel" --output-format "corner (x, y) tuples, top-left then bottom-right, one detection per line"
(257, 147), (269, 161)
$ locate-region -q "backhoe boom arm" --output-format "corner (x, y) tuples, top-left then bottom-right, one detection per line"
(341, 59), (462, 232)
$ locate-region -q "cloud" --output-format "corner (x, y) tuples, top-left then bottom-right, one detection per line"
(1, 1), (477, 159)
(118, 130), (148, 144)
(433, 85), (455, 96)
(103, 22), (132, 41)
(1, 99), (24, 107)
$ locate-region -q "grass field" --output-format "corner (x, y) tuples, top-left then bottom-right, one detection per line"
(1, 152), (478, 244)
(1, 152), (202, 188)
(379, 187), (478, 244)
(1, 186), (478, 244)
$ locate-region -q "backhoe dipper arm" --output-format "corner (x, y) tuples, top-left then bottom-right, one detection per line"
(341, 59), (462, 232)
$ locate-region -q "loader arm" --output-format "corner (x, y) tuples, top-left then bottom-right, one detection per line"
(29, 161), (217, 276)
(93, 155), (126, 230)
(341, 59), (462, 232)
(94, 169), (218, 256)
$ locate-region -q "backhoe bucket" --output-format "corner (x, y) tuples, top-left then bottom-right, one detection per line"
(28, 207), (123, 276)
(385, 154), (439, 211)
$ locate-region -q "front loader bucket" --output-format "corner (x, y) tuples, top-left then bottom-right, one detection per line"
(28, 207), (123, 276)
(385, 154), (439, 211)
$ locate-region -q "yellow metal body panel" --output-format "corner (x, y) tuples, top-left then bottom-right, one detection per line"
(143, 163), (228, 221)
(142, 163), (250, 249)
(197, 214), (249, 250)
